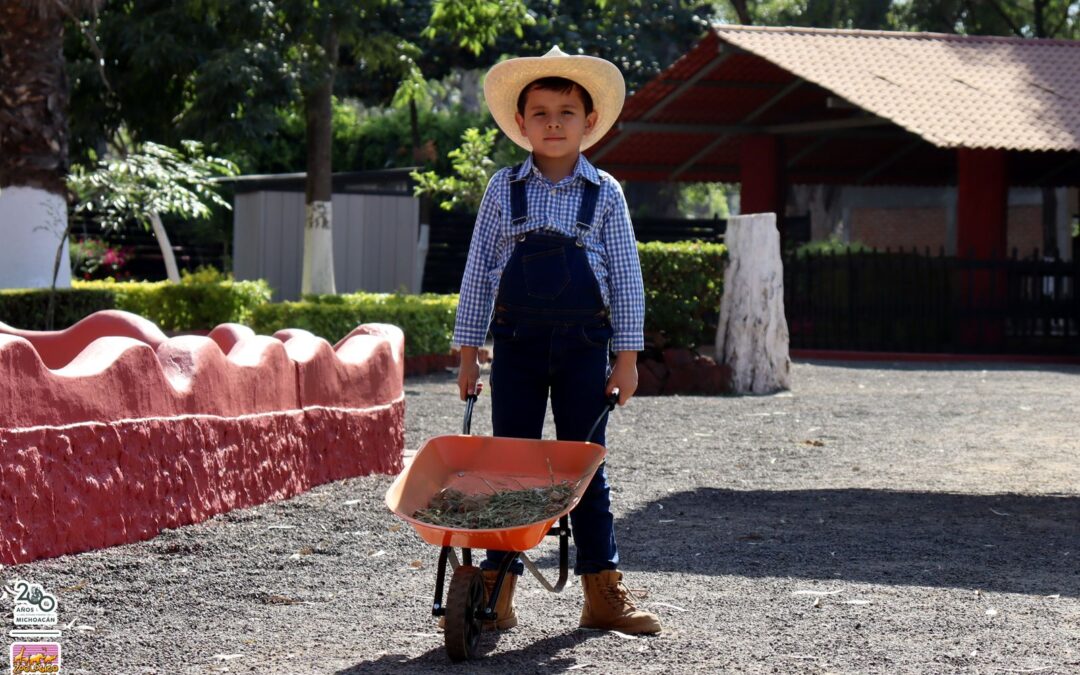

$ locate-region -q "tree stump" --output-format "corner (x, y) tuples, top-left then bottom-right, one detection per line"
(715, 213), (791, 394)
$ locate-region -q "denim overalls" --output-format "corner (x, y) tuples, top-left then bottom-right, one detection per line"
(481, 165), (620, 577)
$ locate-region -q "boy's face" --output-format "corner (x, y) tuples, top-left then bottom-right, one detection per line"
(515, 86), (598, 161)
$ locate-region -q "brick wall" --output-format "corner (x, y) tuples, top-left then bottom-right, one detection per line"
(848, 204), (1045, 256)
(851, 207), (947, 252)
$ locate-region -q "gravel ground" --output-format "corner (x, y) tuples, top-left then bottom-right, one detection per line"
(4, 360), (1079, 674)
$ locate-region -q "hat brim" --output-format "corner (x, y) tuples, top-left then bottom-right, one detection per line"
(484, 52), (626, 153)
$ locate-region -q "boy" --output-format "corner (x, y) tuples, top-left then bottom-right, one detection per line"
(452, 46), (660, 636)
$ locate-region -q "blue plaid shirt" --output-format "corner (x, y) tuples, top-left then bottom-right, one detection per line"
(453, 154), (645, 352)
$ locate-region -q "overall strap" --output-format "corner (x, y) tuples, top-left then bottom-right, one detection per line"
(508, 164), (528, 225)
(575, 180), (601, 233)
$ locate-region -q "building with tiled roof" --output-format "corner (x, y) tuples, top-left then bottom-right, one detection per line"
(589, 25), (1080, 260)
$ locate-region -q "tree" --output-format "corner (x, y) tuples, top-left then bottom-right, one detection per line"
(715, 0), (894, 30)
(284, 0), (534, 295)
(411, 127), (499, 212)
(0, 0), (101, 290)
(68, 141), (238, 283)
(65, 0), (535, 295)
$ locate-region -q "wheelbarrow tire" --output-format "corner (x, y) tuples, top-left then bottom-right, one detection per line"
(444, 565), (485, 661)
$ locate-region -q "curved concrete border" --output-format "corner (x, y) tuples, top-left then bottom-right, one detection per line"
(0, 311), (404, 564)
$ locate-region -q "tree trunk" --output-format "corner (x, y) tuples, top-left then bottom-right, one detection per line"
(409, 98), (422, 163)
(301, 26), (338, 296)
(728, 0), (752, 25)
(150, 212), (181, 283)
(0, 2), (70, 194)
(716, 213), (791, 394)
(0, 1), (74, 289)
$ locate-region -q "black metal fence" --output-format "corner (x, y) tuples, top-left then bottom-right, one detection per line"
(784, 248), (1079, 355)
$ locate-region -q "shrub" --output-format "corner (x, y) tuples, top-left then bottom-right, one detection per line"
(638, 240), (727, 348)
(251, 292), (458, 357)
(69, 238), (134, 280)
(792, 235), (869, 258)
(75, 267), (272, 331)
(0, 288), (117, 331)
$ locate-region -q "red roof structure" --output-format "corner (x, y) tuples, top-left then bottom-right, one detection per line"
(588, 25), (1080, 188)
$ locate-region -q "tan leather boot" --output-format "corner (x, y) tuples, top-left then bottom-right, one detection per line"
(481, 569), (518, 631)
(440, 570), (519, 631)
(579, 570), (661, 635)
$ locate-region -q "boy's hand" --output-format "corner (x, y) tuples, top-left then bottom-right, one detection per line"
(605, 351), (638, 406)
(458, 346), (483, 401)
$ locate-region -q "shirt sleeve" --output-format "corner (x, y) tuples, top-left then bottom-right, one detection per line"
(600, 179), (645, 352)
(452, 170), (504, 349)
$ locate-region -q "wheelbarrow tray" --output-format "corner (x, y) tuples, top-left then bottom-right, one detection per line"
(385, 434), (606, 552)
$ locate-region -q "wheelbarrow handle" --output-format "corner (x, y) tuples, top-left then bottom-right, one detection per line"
(464, 390), (617, 440)
(463, 394), (478, 435)
(585, 389), (619, 445)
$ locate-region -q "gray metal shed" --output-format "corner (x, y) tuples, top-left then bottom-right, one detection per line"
(230, 169), (425, 300)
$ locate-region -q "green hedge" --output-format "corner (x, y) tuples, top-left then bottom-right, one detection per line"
(0, 288), (117, 330)
(250, 293), (458, 357)
(0, 269), (271, 332)
(76, 268), (272, 331)
(2, 243), (725, 352)
(638, 240), (727, 348)
(251, 243), (726, 353)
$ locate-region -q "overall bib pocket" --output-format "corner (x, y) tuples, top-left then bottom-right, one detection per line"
(522, 247), (571, 300)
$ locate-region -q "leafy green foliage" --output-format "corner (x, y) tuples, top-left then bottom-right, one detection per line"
(411, 127), (499, 211)
(250, 292), (459, 356)
(713, 0), (1078, 39)
(638, 240), (727, 348)
(68, 141), (238, 232)
(792, 235), (870, 258)
(896, 0), (1079, 38)
(678, 183), (732, 219)
(425, 0), (535, 55)
(241, 100), (491, 175)
(75, 268), (272, 330)
(509, 1), (716, 92)
(0, 288), (117, 331)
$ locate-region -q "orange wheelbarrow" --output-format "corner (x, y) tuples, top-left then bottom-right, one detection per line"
(385, 393), (616, 661)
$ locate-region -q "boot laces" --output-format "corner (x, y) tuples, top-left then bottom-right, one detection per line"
(603, 579), (640, 611)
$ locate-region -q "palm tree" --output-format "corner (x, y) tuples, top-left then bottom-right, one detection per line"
(0, 0), (100, 290)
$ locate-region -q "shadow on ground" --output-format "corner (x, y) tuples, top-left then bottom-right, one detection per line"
(603, 488), (1080, 597)
(336, 630), (605, 674)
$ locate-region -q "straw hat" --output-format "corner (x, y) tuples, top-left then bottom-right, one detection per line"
(484, 46), (626, 152)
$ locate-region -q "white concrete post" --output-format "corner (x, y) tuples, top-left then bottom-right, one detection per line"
(301, 200), (336, 295)
(716, 212), (791, 394)
(0, 186), (72, 289)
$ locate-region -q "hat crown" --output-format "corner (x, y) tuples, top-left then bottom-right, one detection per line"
(484, 46), (626, 153)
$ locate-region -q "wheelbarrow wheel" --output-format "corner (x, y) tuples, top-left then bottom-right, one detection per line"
(444, 565), (485, 661)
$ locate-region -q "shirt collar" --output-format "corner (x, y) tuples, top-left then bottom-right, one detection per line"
(517, 153), (602, 186)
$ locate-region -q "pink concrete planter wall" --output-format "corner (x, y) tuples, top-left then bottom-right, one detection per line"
(0, 311), (405, 565)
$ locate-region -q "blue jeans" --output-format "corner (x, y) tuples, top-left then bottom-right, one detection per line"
(481, 319), (620, 576)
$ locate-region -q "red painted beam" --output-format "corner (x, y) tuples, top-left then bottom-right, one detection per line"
(739, 134), (784, 217)
(955, 148), (1009, 347)
(957, 148), (1008, 258)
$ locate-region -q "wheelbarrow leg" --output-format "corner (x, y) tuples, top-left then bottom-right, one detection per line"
(432, 545), (452, 618)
